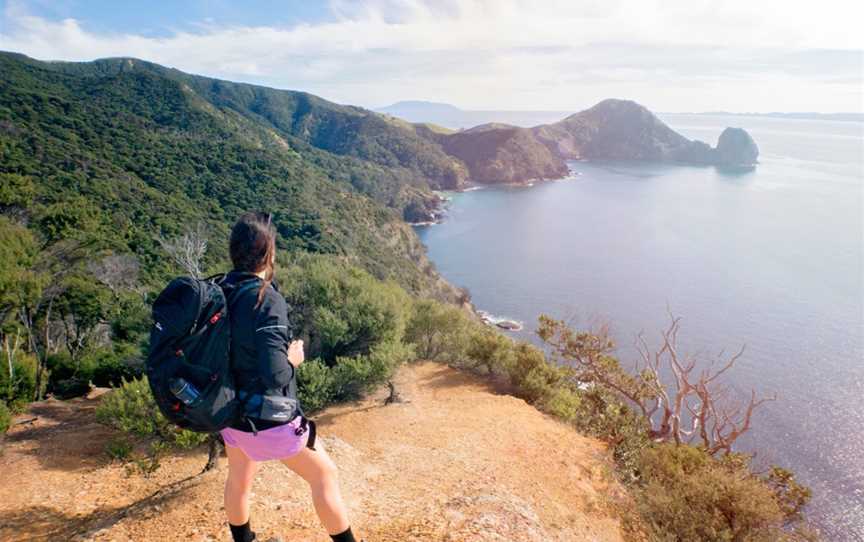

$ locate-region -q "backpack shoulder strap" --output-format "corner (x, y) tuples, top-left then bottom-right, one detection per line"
(220, 276), (261, 303)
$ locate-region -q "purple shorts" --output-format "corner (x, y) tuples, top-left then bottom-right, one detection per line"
(220, 416), (308, 461)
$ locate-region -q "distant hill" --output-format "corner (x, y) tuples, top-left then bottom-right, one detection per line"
(532, 99), (758, 167)
(378, 100), (464, 118)
(376, 101), (572, 129)
(697, 111), (864, 122)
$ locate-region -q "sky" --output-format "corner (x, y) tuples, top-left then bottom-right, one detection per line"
(1, 0), (862, 113)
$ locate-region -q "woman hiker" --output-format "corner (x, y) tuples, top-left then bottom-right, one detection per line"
(220, 211), (357, 542)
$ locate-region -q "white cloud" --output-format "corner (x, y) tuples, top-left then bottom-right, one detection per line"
(1, 0), (862, 112)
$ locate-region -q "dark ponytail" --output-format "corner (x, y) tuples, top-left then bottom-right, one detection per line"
(229, 212), (276, 308)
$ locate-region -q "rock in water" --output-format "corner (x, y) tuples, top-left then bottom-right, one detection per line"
(496, 320), (523, 331)
(715, 127), (759, 167)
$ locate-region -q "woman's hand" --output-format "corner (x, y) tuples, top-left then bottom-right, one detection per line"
(288, 339), (305, 368)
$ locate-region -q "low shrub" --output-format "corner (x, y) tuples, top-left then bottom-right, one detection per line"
(110, 294), (151, 344)
(463, 328), (514, 375)
(172, 428), (209, 450)
(95, 376), (207, 448)
(455, 319), (812, 540)
(0, 401), (10, 433)
(298, 339), (415, 413)
(0, 352), (39, 408)
(52, 376), (91, 399)
(127, 441), (169, 478)
(89, 345), (144, 387)
(105, 435), (133, 461)
(95, 377), (160, 436)
(48, 344), (144, 398)
(279, 255), (412, 363)
(331, 356), (378, 400)
(297, 359), (336, 413)
(633, 443), (812, 541)
(542, 387), (583, 423)
(507, 342), (565, 403)
(405, 299), (473, 362)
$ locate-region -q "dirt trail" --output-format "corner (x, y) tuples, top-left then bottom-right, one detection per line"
(0, 362), (628, 541)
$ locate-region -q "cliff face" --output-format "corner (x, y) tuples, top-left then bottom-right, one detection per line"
(435, 124), (569, 184)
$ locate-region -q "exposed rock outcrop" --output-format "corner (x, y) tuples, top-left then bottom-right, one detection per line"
(434, 124), (568, 184)
(715, 127), (759, 167)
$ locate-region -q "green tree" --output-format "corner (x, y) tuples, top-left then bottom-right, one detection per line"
(464, 328), (514, 375)
(281, 255), (411, 363)
(55, 275), (112, 365)
(35, 197), (102, 246)
(0, 218), (50, 400)
(405, 298), (471, 361)
(0, 173), (35, 208)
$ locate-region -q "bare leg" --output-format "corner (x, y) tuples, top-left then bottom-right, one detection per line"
(225, 444), (259, 526)
(280, 440), (350, 534)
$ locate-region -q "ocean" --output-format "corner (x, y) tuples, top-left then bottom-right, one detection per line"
(414, 114), (864, 539)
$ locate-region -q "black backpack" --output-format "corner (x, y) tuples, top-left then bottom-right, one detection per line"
(146, 274), (254, 433)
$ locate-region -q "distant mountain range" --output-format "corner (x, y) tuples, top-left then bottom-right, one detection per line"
(376, 101), (571, 129)
(696, 111), (864, 122)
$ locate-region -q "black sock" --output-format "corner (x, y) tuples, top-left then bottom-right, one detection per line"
(330, 526), (357, 542)
(229, 520), (255, 542)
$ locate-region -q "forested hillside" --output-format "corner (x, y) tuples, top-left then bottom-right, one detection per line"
(0, 51), (458, 295)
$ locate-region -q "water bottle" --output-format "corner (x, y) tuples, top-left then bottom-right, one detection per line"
(169, 377), (200, 405)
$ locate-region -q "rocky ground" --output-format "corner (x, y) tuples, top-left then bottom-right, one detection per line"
(0, 362), (630, 541)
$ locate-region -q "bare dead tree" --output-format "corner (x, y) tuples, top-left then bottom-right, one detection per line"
(19, 294), (56, 401)
(87, 253), (141, 294)
(6, 238), (95, 400)
(633, 315), (776, 454)
(59, 313), (98, 367)
(3, 330), (20, 396)
(157, 223), (209, 278)
(538, 313), (774, 456)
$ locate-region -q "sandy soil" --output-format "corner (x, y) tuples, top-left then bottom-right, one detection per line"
(0, 362), (629, 541)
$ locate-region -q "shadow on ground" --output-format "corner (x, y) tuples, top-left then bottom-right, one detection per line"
(0, 473), (204, 542)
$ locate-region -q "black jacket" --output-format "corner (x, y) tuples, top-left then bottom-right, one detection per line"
(223, 271), (299, 430)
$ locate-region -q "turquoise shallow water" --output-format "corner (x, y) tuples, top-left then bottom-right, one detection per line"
(415, 114), (864, 539)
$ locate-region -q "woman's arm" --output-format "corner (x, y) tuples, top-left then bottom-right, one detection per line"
(288, 339), (304, 368)
(253, 290), (295, 389)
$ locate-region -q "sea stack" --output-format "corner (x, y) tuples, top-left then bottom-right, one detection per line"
(715, 127), (759, 167)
